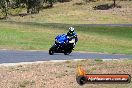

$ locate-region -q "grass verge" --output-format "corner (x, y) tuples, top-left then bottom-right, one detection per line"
(0, 21), (132, 54)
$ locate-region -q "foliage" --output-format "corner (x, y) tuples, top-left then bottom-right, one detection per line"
(0, 0), (8, 18)
(0, 0), (57, 18)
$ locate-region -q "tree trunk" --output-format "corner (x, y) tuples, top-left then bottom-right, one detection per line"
(113, 0), (116, 7)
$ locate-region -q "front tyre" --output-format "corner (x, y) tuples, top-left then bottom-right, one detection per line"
(49, 49), (54, 55)
(49, 45), (56, 55)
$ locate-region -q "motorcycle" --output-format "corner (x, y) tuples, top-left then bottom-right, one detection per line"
(49, 34), (77, 55)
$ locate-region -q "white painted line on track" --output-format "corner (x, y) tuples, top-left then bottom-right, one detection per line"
(0, 59), (84, 66)
(0, 59), (123, 67)
(0, 49), (8, 50)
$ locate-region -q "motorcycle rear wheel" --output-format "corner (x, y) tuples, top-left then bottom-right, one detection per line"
(64, 51), (72, 55)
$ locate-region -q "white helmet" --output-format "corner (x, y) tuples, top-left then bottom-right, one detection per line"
(69, 27), (75, 32)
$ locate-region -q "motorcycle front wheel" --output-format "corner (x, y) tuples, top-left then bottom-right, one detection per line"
(49, 45), (56, 55)
(49, 49), (54, 55)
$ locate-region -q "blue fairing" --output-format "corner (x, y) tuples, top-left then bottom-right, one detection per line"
(55, 34), (68, 44)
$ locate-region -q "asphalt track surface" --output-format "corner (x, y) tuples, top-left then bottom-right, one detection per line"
(0, 50), (132, 64)
(78, 24), (132, 27)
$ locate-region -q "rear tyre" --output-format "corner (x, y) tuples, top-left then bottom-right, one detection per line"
(64, 51), (72, 55)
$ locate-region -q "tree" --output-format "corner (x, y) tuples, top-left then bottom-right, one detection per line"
(27, 0), (41, 14)
(0, 0), (8, 18)
(48, 0), (53, 7)
(113, 0), (116, 7)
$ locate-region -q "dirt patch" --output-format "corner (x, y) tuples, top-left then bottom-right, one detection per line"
(0, 59), (132, 88)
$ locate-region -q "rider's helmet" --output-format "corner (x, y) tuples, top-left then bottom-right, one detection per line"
(68, 27), (75, 35)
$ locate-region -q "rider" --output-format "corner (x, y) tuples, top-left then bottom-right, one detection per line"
(66, 27), (78, 49)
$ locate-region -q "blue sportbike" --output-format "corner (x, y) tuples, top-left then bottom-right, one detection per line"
(49, 34), (77, 55)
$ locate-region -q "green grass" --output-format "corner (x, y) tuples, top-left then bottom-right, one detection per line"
(0, 21), (132, 54)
